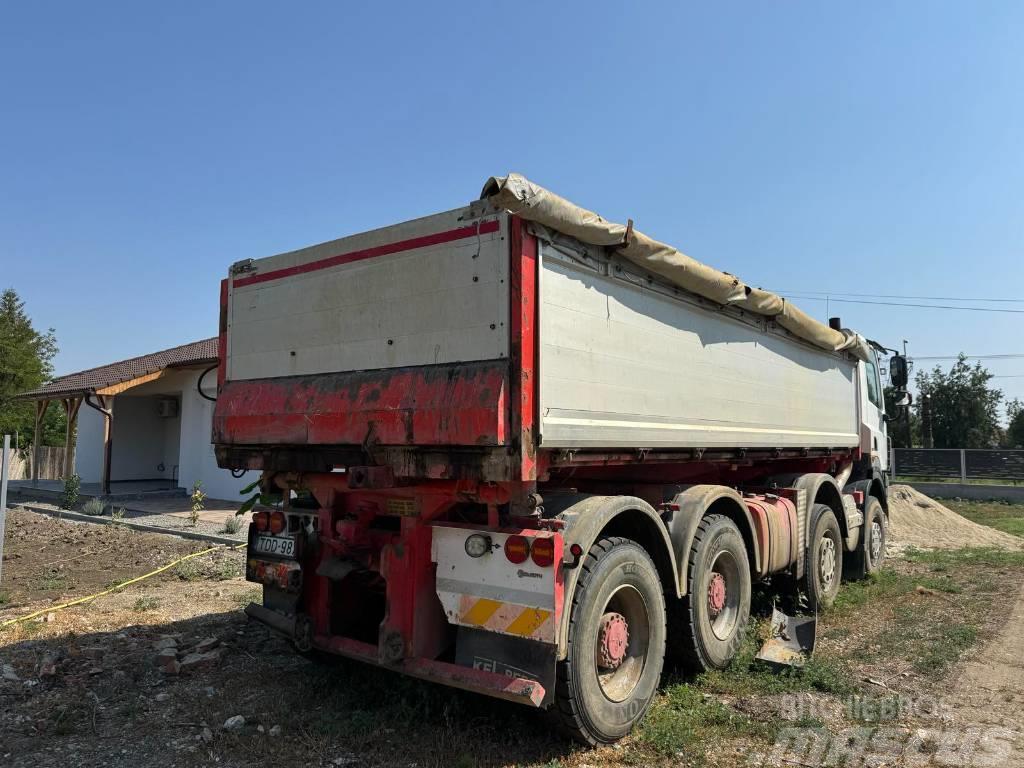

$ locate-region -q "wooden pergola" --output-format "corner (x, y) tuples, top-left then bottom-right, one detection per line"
(15, 338), (219, 496)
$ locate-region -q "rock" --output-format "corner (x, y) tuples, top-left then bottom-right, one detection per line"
(156, 647), (179, 672)
(180, 649), (224, 674)
(38, 655), (59, 678)
(200, 727), (213, 743)
(2, 664), (19, 682)
(42, 612), (57, 623)
(153, 637), (178, 651)
(268, 725), (281, 737)
(193, 637), (219, 654)
(154, 693), (171, 702)
(81, 646), (105, 660)
(204, 686), (216, 698)
(223, 715), (245, 731)
(257, 724), (265, 733)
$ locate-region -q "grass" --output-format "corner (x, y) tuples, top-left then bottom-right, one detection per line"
(133, 596), (160, 612)
(36, 572), (73, 592)
(638, 681), (768, 757)
(233, 586), (262, 606)
(942, 498), (1024, 538)
(174, 560), (203, 581)
(0, 590), (9, 605)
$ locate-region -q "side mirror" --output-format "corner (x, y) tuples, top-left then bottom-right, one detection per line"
(883, 391), (912, 422)
(889, 354), (909, 389)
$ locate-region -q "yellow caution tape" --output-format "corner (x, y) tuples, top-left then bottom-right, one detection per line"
(0, 542), (246, 628)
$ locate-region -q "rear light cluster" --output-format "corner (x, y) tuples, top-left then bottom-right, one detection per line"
(253, 510), (287, 535)
(502, 534), (556, 568)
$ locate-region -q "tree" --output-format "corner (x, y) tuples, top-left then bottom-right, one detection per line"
(913, 354), (1002, 449)
(1006, 399), (1024, 449)
(0, 288), (65, 447)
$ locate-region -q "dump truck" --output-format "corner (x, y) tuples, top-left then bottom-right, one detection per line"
(214, 174), (908, 745)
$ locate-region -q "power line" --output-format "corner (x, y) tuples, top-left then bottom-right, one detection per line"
(911, 354), (1024, 361)
(783, 294), (1024, 314)
(769, 289), (1024, 303)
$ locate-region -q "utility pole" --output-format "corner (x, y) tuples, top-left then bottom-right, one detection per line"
(921, 394), (933, 449)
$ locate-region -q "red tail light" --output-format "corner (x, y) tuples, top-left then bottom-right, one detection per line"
(531, 537), (555, 568)
(253, 511), (269, 532)
(268, 510), (287, 535)
(504, 535), (530, 564)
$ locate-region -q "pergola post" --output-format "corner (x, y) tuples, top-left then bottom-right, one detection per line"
(99, 395), (113, 496)
(31, 399), (50, 486)
(61, 397), (83, 479)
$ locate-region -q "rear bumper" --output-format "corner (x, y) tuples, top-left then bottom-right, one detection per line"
(244, 603), (546, 708)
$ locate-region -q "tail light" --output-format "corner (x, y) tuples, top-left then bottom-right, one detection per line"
(253, 511), (269, 532)
(531, 536), (556, 568)
(504, 535), (530, 564)
(268, 510), (287, 535)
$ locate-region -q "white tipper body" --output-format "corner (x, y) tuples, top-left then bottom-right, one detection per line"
(224, 208), (880, 456)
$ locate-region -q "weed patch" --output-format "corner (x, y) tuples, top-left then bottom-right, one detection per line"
(133, 596), (160, 612)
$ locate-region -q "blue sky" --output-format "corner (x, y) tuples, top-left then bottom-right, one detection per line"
(2, 3), (1023, 408)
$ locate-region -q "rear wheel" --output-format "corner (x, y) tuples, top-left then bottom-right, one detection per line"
(677, 515), (752, 671)
(555, 537), (666, 746)
(804, 504), (843, 610)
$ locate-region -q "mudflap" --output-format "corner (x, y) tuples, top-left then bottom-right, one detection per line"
(756, 607), (817, 668)
(455, 626), (557, 707)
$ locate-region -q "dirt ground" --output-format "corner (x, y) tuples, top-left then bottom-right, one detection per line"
(2, 497), (1023, 767)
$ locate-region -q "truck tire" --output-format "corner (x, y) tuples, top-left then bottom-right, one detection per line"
(846, 496), (886, 579)
(676, 514), (752, 671)
(804, 504), (843, 610)
(555, 536), (666, 746)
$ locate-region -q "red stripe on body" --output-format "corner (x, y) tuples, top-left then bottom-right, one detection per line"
(233, 219), (501, 288)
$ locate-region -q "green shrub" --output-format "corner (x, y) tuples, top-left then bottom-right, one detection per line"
(221, 515), (243, 535)
(60, 474), (81, 510)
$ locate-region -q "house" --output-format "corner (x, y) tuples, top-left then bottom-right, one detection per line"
(17, 338), (256, 501)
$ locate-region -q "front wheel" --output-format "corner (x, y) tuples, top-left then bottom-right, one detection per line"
(555, 536), (667, 746)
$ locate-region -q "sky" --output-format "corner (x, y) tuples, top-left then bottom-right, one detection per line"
(2, 2), (1023, 409)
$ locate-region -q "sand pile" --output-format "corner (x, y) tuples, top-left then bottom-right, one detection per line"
(886, 484), (1023, 551)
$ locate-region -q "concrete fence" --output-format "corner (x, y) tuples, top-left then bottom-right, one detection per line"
(892, 448), (1024, 484)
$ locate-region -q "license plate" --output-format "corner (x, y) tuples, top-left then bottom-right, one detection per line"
(252, 535), (296, 558)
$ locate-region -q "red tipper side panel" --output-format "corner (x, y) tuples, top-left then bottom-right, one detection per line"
(217, 278), (228, 390)
(509, 217), (539, 481)
(213, 362), (508, 447)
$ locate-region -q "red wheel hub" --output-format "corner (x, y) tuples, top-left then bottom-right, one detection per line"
(597, 612), (629, 669)
(707, 572), (727, 617)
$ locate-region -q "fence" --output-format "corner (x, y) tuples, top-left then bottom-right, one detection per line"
(3, 446), (71, 481)
(892, 448), (1024, 484)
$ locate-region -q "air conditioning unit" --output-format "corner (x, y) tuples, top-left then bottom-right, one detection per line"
(157, 398), (179, 418)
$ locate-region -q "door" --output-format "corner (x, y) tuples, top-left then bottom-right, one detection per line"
(859, 351), (888, 471)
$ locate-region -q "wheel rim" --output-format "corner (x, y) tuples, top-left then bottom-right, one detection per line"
(869, 519), (883, 565)
(819, 535), (837, 591)
(707, 549), (741, 641)
(594, 585), (650, 702)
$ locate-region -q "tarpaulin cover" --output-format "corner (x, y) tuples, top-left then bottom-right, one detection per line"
(483, 173), (872, 361)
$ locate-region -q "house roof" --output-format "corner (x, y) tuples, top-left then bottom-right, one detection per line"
(18, 338), (219, 400)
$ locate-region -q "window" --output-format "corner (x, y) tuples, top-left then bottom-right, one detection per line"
(864, 356), (882, 409)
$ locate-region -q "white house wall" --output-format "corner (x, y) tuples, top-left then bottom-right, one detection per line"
(177, 369), (257, 501)
(75, 406), (104, 483)
(73, 366), (257, 500)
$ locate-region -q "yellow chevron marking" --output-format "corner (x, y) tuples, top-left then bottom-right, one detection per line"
(462, 598), (502, 627)
(505, 607), (551, 637)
